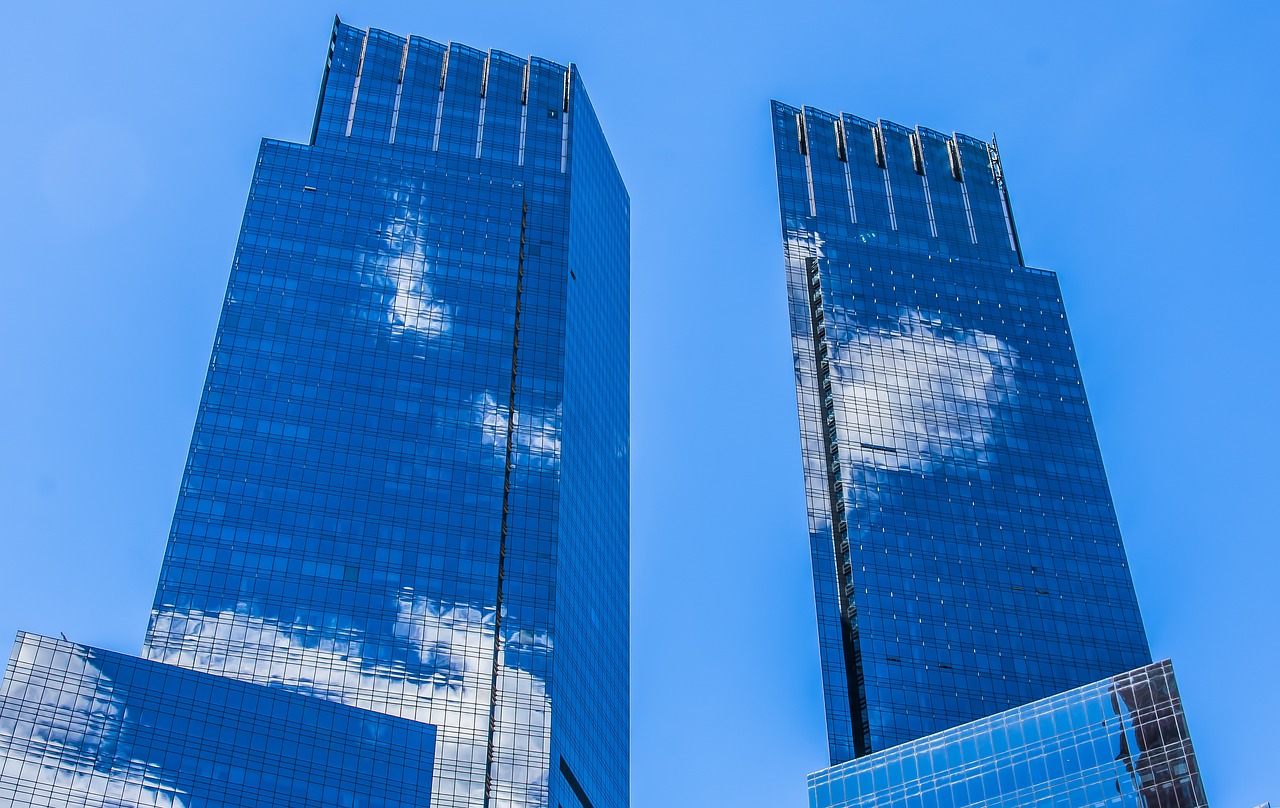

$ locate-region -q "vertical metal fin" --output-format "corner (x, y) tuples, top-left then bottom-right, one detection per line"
(876, 125), (896, 230)
(909, 132), (925, 175)
(476, 54), (490, 159)
(843, 161), (858, 225)
(834, 119), (848, 162)
(560, 67), (571, 173)
(988, 134), (1025, 263)
(800, 113), (816, 216)
(483, 198), (529, 808)
(518, 61), (530, 167)
(947, 138), (964, 182)
(432, 49), (449, 152)
(803, 254), (870, 758)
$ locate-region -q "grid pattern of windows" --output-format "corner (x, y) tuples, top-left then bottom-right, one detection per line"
(807, 660), (1207, 808)
(773, 100), (1151, 761)
(0, 633), (436, 808)
(0, 18), (631, 808)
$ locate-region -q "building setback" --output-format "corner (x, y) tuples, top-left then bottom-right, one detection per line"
(0, 19), (629, 808)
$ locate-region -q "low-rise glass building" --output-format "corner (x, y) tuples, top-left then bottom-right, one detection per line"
(0, 633), (436, 808)
(807, 660), (1206, 808)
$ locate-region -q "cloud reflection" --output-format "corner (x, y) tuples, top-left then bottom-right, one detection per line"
(2, 641), (190, 808)
(831, 308), (1017, 476)
(474, 392), (563, 470)
(358, 194), (453, 339)
(145, 596), (550, 808)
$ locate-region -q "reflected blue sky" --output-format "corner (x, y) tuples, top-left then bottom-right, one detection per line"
(0, 2), (1276, 807)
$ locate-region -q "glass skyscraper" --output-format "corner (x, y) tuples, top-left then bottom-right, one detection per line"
(0, 18), (629, 808)
(771, 98), (1181, 777)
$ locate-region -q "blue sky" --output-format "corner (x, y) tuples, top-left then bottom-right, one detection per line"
(0, 1), (1275, 805)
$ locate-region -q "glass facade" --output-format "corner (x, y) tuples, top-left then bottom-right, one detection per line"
(0, 632), (436, 808)
(0, 18), (628, 808)
(773, 101), (1152, 762)
(807, 660), (1207, 808)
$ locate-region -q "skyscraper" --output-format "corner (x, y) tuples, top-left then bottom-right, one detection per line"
(0, 18), (629, 808)
(772, 101), (1158, 761)
(772, 101), (1208, 805)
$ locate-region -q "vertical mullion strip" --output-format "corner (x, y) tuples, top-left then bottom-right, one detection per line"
(344, 30), (369, 137)
(518, 60), (529, 167)
(432, 48), (450, 152)
(874, 125), (897, 230)
(960, 181), (977, 244)
(950, 136), (976, 243)
(999, 188), (1017, 251)
(799, 113), (816, 217)
(388, 42), (409, 144)
(483, 199), (528, 808)
(476, 55), (489, 159)
(914, 131), (938, 237)
(843, 162), (857, 225)
(920, 172), (938, 238)
(559, 68), (571, 173)
(883, 170), (897, 231)
(836, 119), (856, 225)
(560, 111), (570, 173)
(880, 142), (901, 230)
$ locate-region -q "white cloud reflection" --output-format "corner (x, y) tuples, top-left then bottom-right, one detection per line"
(144, 597), (551, 808)
(474, 392), (563, 471)
(358, 195), (452, 339)
(832, 308), (1017, 476)
(0, 639), (190, 808)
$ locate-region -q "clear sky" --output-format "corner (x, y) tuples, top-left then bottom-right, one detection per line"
(0, 1), (1275, 805)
